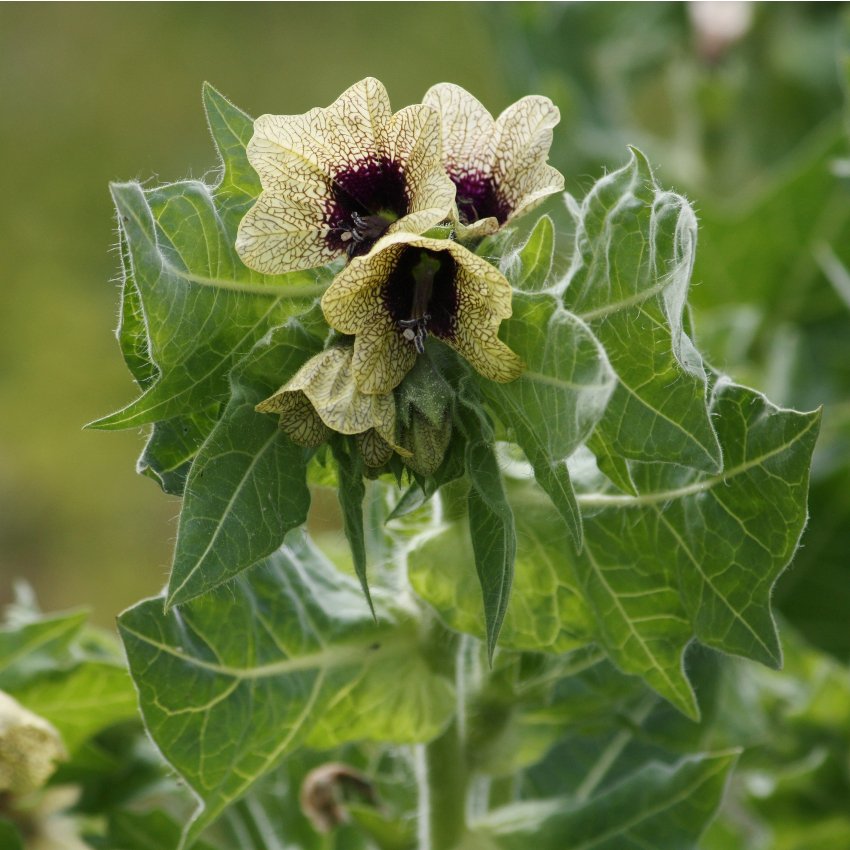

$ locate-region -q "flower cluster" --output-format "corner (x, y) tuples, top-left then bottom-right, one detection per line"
(238, 78), (563, 471)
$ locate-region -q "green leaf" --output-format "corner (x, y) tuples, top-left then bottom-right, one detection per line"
(138, 406), (222, 496)
(331, 439), (374, 617)
(456, 390), (517, 661)
(90, 176), (329, 431)
(481, 292), (616, 546)
(109, 810), (218, 850)
(586, 430), (637, 496)
(120, 534), (454, 848)
(13, 661), (138, 752)
(202, 82), (262, 230)
(561, 148), (722, 472)
(509, 214), (555, 292)
(407, 497), (594, 655)
(568, 382), (820, 716)
(477, 753), (737, 850)
(698, 624), (850, 848)
(116, 229), (157, 391)
(109, 83), (265, 432)
(165, 320), (320, 608)
(115, 224), (223, 496)
(0, 610), (87, 690)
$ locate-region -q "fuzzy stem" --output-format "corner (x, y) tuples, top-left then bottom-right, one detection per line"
(420, 718), (468, 850)
(416, 628), (469, 850)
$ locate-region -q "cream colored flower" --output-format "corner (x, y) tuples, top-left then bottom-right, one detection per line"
(237, 78), (456, 275)
(256, 347), (400, 456)
(0, 691), (66, 796)
(423, 83), (564, 238)
(321, 232), (523, 395)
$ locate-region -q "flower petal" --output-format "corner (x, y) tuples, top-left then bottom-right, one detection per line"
(321, 240), (405, 333)
(256, 390), (330, 448)
(287, 347), (399, 442)
(357, 429), (394, 468)
(239, 79), (457, 274)
(0, 691), (66, 795)
(440, 238), (513, 320)
(423, 83), (494, 179)
(455, 216), (501, 241)
(445, 298), (524, 384)
(384, 104), (456, 237)
(236, 191), (337, 275)
(252, 78), (391, 179)
(490, 96), (564, 221)
(351, 308), (418, 395)
(321, 238), (417, 393)
(440, 240), (524, 383)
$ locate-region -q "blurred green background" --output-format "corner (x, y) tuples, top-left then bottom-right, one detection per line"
(1, 0), (848, 675)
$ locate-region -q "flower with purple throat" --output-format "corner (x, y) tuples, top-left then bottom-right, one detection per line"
(321, 232), (523, 395)
(236, 78), (456, 275)
(423, 83), (564, 239)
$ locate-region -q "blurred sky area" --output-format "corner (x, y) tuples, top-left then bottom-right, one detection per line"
(0, 3), (847, 630)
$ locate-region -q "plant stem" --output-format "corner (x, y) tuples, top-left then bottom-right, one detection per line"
(419, 718), (468, 850)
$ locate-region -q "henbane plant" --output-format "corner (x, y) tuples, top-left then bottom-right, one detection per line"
(88, 77), (819, 849)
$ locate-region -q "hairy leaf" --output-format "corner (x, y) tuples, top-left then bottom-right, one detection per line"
(138, 406), (222, 496)
(165, 320), (320, 608)
(456, 390), (517, 661)
(203, 82), (262, 230)
(481, 292), (615, 546)
(407, 504), (594, 655)
(568, 381), (820, 716)
(561, 148), (722, 473)
(331, 439), (374, 616)
(507, 214), (556, 293)
(121, 534), (454, 848)
(91, 180), (330, 431)
(116, 229), (157, 391)
(93, 87), (331, 435)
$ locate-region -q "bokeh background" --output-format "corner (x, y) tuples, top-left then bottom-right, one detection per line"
(1, 0), (848, 674)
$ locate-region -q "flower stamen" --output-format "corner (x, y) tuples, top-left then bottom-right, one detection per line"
(391, 251), (444, 354)
(399, 316), (431, 354)
(339, 211), (397, 257)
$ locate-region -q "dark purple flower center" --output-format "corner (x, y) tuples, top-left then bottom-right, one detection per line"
(452, 171), (511, 226)
(325, 156), (409, 258)
(383, 248), (459, 352)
